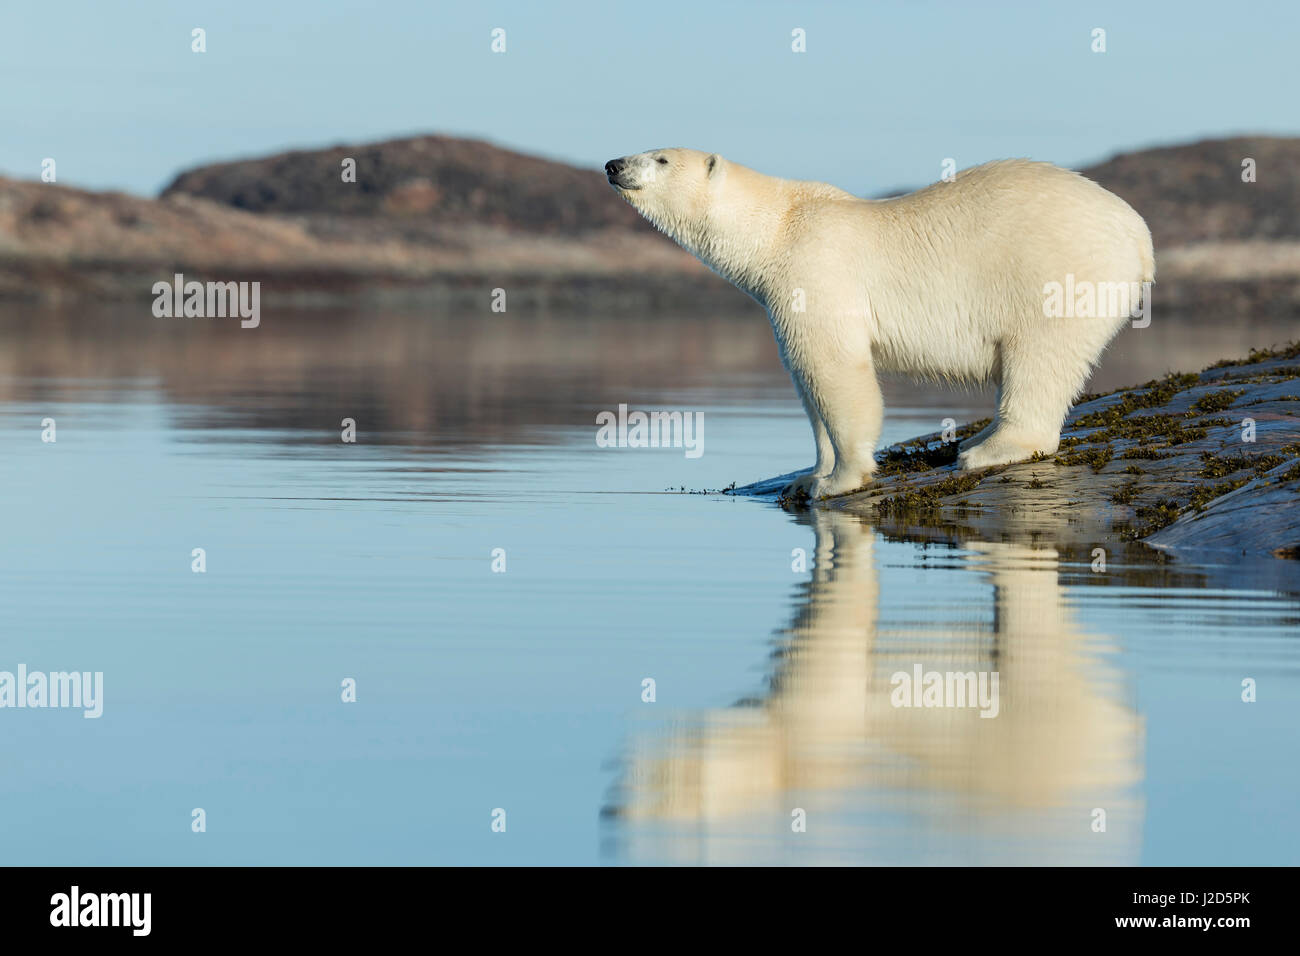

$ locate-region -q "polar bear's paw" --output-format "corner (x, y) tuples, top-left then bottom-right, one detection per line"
(809, 468), (875, 501)
(778, 471), (824, 503)
(957, 433), (1057, 470)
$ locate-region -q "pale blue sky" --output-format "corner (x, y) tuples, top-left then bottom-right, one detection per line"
(2, 0), (1296, 197)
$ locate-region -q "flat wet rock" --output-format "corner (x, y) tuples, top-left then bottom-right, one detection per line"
(732, 344), (1300, 561)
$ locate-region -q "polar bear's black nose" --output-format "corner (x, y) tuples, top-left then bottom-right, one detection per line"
(605, 159), (625, 177)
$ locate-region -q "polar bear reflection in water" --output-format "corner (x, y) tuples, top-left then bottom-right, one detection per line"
(606, 511), (1143, 865)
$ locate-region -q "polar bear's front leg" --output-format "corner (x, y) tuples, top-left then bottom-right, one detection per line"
(805, 359), (883, 500)
(781, 372), (836, 499)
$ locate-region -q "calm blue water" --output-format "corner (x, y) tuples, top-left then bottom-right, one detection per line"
(1, 309), (1297, 865)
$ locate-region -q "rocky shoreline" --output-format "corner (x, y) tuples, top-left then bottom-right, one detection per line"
(733, 344), (1300, 561)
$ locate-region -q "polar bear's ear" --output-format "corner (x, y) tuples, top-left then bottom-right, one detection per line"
(706, 154), (720, 178)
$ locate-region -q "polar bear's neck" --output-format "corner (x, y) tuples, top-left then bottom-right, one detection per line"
(642, 168), (799, 307)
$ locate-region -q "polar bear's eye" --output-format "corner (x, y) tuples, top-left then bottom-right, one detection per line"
(656, 157), (668, 165)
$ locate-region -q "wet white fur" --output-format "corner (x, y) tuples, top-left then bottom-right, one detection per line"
(609, 149), (1155, 498)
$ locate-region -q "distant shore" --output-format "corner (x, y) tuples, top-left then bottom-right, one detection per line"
(4, 132), (1300, 317)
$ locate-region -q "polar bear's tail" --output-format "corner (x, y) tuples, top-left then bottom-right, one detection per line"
(1126, 210), (1156, 318)
(1138, 223), (1156, 320)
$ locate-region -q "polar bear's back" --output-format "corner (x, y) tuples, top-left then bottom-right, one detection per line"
(881, 159), (1153, 284)
(846, 159), (1154, 380)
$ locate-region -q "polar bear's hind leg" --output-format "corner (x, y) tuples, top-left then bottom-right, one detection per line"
(958, 322), (1120, 470)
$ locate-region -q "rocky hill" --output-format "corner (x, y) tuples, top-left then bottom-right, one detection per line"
(0, 136), (712, 309)
(160, 135), (649, 237)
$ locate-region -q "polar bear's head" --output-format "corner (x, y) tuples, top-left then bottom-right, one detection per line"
(605, 148), (725, 239)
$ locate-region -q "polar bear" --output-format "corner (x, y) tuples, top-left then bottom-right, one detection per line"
(605, 149), (1155, 500)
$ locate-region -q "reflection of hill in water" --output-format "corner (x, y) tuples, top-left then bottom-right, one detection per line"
(0, 308), (782, 449)
(609, 510), (1145, 866)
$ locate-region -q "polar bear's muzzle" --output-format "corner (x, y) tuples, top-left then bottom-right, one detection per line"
(604, 157), (642, 190)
